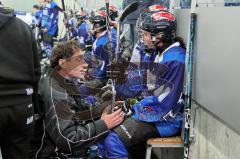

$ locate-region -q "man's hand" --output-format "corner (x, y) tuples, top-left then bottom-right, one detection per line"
(101, 109), (124, 129)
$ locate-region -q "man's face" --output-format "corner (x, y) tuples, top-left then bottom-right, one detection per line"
(60, 48), (88, 79)
(143, 30), (155, 49)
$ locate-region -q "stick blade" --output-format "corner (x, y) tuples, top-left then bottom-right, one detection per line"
(119, 1), (139, 22)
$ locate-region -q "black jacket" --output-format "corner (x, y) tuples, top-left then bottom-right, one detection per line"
(0, 7), (41, 107)
(34, 71), (109, 158)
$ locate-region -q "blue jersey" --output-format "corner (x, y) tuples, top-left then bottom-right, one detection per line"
(88, 31), (116, 79)
(130, 40), (145, 64)
(39, 1), (59, 36)
(130, 40), (158, 69)
(132, 42), (185, 123)
(116, 62), (144, 100)
(68, 17), (77, 28)
(78, 22), (91, 46)
(116, 40), (157, 100)
(98, 43), (186, 159)
(69, 28), (78, 39)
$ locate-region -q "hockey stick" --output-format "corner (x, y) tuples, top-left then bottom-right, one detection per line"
(119, 1), (139, 23)
(184, 0), (197, 158)
(61, 0), (66, 11)
(116, 1), (139, 62)
(104, 0), (116, 112)
(105, 0), (113, 62)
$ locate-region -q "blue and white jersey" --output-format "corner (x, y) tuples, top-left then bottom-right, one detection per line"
(69, 28), (78, 39)
(78, 22), (91, 46)
(88, 30), (116, 79)
(39, 1), (59, 36)
(130, 40), (158, 69)
(115, 62), (144, 100)
(116, 40), (157, 100)
(130, 40), (145, 64)
(68, 17), (77, 28)
(132, 42), (186, 125)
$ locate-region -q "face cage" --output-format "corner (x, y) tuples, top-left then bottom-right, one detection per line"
(139, 27), (158, 43)
(138, 30), (157, 54)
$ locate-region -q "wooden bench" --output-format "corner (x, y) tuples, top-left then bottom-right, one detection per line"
(145, 136), (184, 159)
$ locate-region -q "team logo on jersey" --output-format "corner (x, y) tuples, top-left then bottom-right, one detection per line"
(143, 106), (153, 112)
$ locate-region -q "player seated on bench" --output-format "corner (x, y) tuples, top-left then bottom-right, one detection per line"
(96, 10), (186, 159)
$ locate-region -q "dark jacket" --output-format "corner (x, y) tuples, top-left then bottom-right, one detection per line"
(34, 71), (109, 158)
(0, 7), (41, 107)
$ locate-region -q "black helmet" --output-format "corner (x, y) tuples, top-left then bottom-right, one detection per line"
(140, 10), (176, 40)
(76, 11), (87, 21)
(109, 5), (118, 21)
(99, 5), (118, 21)
(136, 5), (167, 39)
(140, 4), (167, 19)
(89, 10), (107, 29)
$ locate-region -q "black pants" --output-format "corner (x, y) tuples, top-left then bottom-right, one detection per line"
(114, 118), (159, 147)
(0, 102), (34, 159)
(113, 118), (159, 159)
